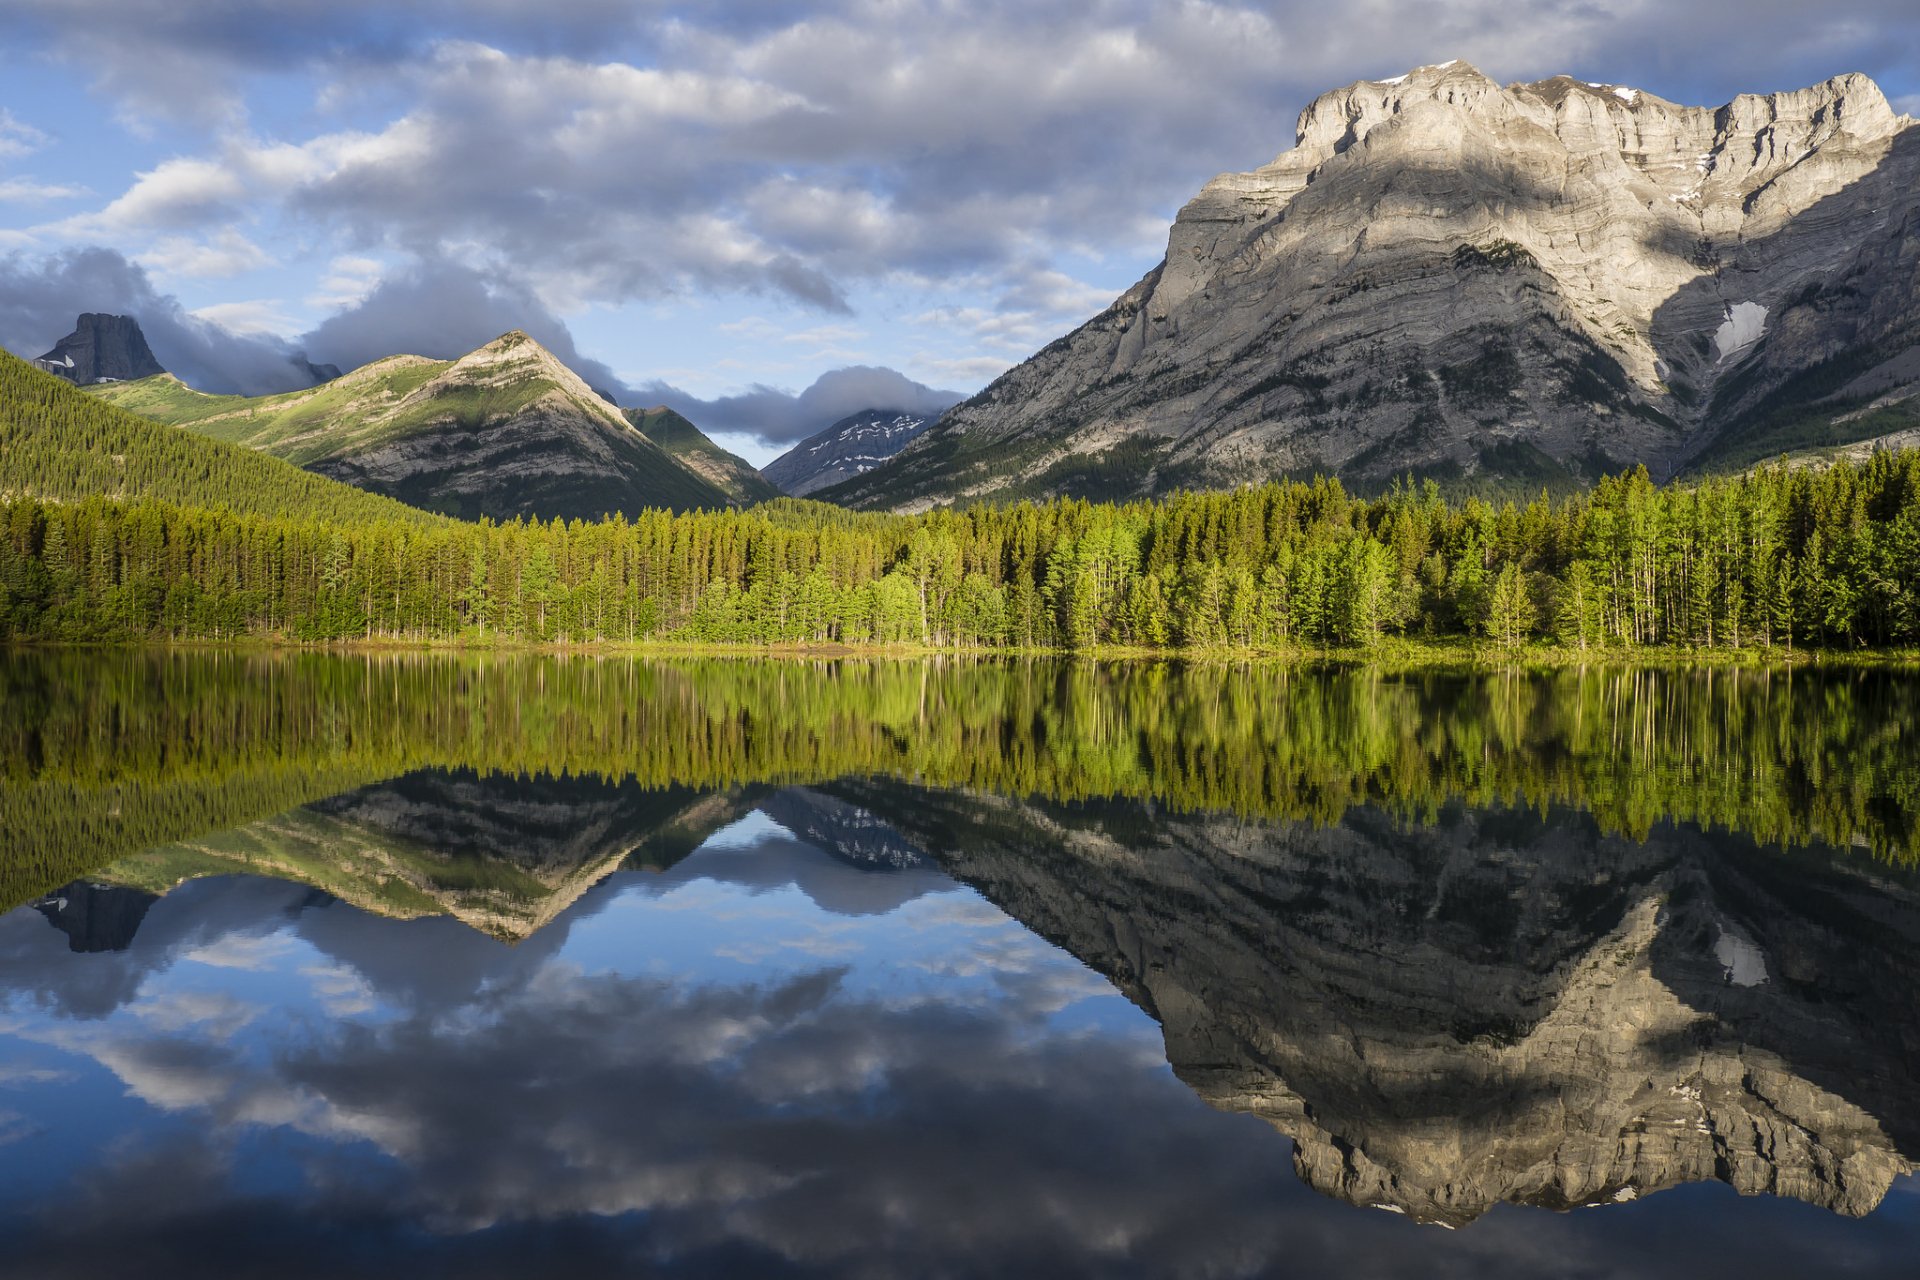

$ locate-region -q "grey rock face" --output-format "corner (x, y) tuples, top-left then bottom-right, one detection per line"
(31, 882), (157, 953)
(758, 787), (934, 870)
(35, 313), (165, 385)
(837, 65), (1920, 508)
(761, 409), (937, 497)
(842, 782), (1920, 1224)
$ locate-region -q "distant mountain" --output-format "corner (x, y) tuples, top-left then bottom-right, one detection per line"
(762, 409), (936, 497)
(830, 65), (1920, 509)
(34, 313), (164, 384)
(97, 772), (765, 943)
(92, 331), (743, 519)
(0, 348), (434, 525)
(629, 406), (782, 505)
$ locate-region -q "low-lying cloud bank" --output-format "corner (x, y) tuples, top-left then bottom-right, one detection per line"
(0, 249), (630, 398)
(636, 366), (963, 449)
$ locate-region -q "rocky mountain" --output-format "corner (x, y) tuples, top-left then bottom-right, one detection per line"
(837, 781), (1920, 1224)
(757, 787), (934, 870)
(30, 881), (156, 953)
(628, 405), (782, 505)
(830, 64), (1920, 509)
(33, 312), (164, 384)
(103, 770), (764, 942)
(762, 409), (937, 497)
(92, 331), (745, 519)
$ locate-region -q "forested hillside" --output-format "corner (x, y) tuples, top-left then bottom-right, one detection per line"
(0, 351), (436, 525)
(3, 443), (1918, 652)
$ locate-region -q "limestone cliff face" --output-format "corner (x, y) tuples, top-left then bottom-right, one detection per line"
(843, 784), (1920, 1224)
(837, 65), (1920, 508)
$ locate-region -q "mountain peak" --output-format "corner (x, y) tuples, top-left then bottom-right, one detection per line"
(35, 313), (165, 385)
(824, 63), (1920, 509)
(433, 329), (629, 428)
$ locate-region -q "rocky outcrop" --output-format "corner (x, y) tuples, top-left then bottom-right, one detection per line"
(628, 406), (781, 505)
(31, 881), (157, 952)
(840, 782), (1920, 1223)
(765, 409), (938, 497)
(35, 313), (164, 384)
(834, 65), (1920, 508)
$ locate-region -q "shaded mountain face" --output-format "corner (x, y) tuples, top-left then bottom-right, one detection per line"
(834, 65), (1920, 509)
(34, 313), (164, 385)
(763, 409), (935, 497)
(628, 406), (781, 505)
(757, 786), (934, 871)
(836, 781), (1920, 1225)
(31, 882), (156, 953)
(106, 769), (764, 942)
(92, 331), (739, 519)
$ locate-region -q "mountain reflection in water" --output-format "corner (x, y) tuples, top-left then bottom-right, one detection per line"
(1, 652), (1917, 1277)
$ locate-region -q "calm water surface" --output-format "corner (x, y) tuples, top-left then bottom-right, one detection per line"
(1, 653), (1917, 1277)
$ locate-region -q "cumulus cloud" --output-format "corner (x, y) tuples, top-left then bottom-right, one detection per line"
(637, 365), (963, 447)
(135, 228), (275, 281)
(0, 247), (318, 394)
(299, 257), (632, 396)
(5, 2), (1918, 405)
(0, 247), (640, 399)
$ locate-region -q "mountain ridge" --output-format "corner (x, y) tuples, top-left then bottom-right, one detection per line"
(828, 63), (1920, 510)
(763, 408), (937, 497)
(92, 330), (752, 519)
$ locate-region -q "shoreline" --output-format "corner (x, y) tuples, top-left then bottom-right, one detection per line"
(6, 636), (1917, 669)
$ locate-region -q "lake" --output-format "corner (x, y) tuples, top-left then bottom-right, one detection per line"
(1, 652), (1917, 1277)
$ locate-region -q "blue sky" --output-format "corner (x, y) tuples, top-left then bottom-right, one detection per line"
(1, 1), (1917, 463)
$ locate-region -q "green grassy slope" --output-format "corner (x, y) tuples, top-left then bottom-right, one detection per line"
(629, 406), (782, 505)
(0, 349), (438, 524)
(92, 336), (743, 518)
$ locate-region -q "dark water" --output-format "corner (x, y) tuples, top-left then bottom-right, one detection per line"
(1, 653), (1917, 1278)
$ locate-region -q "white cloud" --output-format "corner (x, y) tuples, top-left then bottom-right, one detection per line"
(0, 178), (87, 203)
(306, 254), (386, 310)
(190, 299), (300, 335)
(0, 109), (48, 160)
(137, 227), (275, 279)
(55, 156), (247, 234)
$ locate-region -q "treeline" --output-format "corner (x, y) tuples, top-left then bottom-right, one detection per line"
(7, 652), (1918, 915)
(4, 450), (1920, 650)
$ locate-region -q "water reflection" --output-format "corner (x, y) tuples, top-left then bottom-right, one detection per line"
(1, 653), (1918, 1275)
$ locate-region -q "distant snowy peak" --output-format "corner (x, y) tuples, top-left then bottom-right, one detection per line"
(760, 408), (938, 497)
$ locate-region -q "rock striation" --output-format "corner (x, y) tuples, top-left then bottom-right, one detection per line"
(764, 409), (938, 497)
(834, 64), (1920, 508)
(93, 331), (745, 519)
(839, 782), (1920, 1224)
(35, 313), (165, 385)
